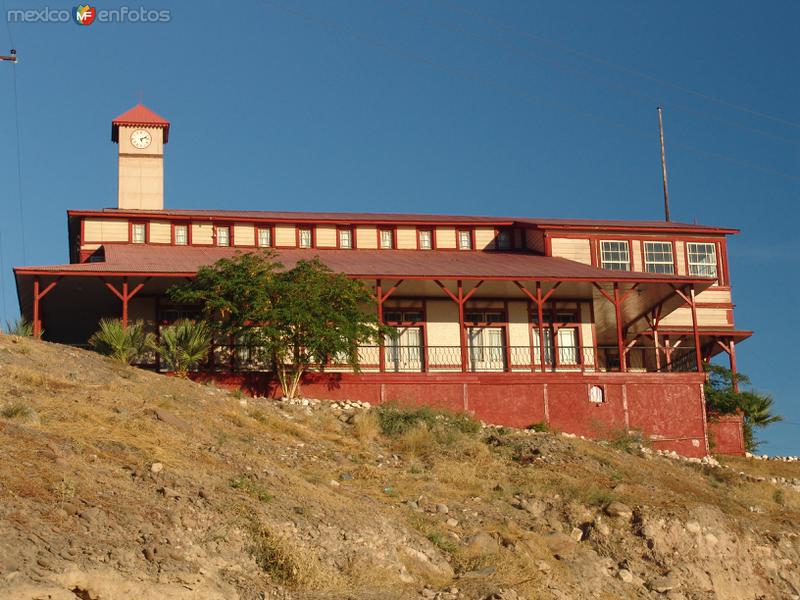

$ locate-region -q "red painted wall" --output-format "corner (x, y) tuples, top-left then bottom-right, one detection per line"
(707, 414), (746, 456)
(191, 371), (710, 457)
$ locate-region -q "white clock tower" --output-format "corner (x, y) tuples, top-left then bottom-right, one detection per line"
(111, 104), (170, 210)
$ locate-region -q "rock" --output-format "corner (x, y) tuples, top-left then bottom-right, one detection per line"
(618, 569), (633, 583)
(436, 503), (449, 514)
(150, 462), (164, 474)
(536, 560), (551, 573)
(605, 501), (633, 519)
(685, 521), (701, 534)
(649, 574), (678, 593)
(158, 487), (180, 499)
(461, 565), (497, 579)
(542, 532), (576, 559)
(154, 408), (191, 432)
(339, 472), (353, 481)
(569, 527), (584, 542)
(446, 518), (459, 528)
(142, 547), (156, 562)
(464, 532), (499, 555)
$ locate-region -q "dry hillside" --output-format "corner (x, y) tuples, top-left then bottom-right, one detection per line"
(0, 333), (798, 600)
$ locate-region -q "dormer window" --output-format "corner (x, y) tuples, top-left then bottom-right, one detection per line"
(216, 226), (230, 247)
(687, 242), (718, 278)
(380, 228), (394, 249)
(299, 228), (312, 248)
(258, 227), (272, 248)
(132, 223), (146, 244)
(338, 228), (353, 249)
(496, 229), (512, 250)
(174, 224), (188, 245)
(419, 229), (433, 250)
(458, 229), (472, 250)
(600, 240), (630, 271)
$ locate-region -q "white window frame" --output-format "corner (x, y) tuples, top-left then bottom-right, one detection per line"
(419, 229), (433, 250)
(257, 227), (272, 248)
(643, 241), (674, 274)
(338, 228), (353, 249)
(216, 226), (230, 247)
(600, 240), (630, 271)
(458, 229), (472, 250)
(132, 223), (146, 244)
(299, 228), (312, 248)
(687, 242), (718, 278)
(380, 229), (394, 249)
(174, 224), (188, 246)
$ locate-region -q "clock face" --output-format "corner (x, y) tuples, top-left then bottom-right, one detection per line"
(130, 129), (152, 149)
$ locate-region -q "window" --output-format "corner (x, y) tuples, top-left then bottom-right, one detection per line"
(216, 226), (230, 247)
(468, 327), (505, 371)
(383, 310), (423, 323)
(687, 242), (718, 278)
(338, 228), (353, 249)
(132, 223), (146, 244)
(496, 229), (512, 250)
(600, 240), (630, 271)
(257, 227), (272, 248)
(458, 229), (472, 250)
(174, 225), (188, 245)
(465, 310), (504, 323)
(419, 229), (433, 250)
(644, 241), (674, 274)
(299, 228), (312, 248)
(380, 229), (394, 249)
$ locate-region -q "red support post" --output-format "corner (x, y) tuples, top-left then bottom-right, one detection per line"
(31, 277), (59, 338)
(104, 277), (148, 329)
(729, 340), (738, 392)
(457, 280), (468, 373)
(613, 283), (627, 372)
(536, 282), (547, 373)
(376, 279), (385, 373)
(689, 288), (703, 373)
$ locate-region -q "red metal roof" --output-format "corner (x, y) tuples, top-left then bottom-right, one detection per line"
(66, 208), (736, 233)
(14, 244), (712, 283)
(111, 104), (170, 143)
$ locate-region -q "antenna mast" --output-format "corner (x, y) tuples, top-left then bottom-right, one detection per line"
(657, 106), (670, 222)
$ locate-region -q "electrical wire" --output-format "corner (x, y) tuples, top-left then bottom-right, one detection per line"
(434, 0), (800, 131)
(262, 0), (800, 183)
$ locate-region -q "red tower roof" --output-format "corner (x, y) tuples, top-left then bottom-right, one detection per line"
(111, 103), (170, 143)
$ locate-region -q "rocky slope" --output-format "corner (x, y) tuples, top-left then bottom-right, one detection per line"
(0, 333), (798, 600)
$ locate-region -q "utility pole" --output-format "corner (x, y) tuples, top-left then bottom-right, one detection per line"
(0, 49), (16, 62)
(657, 106), (670, 222)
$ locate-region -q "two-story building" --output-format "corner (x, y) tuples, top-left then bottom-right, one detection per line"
(13, 105), (751, 456)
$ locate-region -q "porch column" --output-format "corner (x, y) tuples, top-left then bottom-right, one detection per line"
(31, 276), (59, 338)
(613, 283), (627, 372)
(729, 340), (738, 392)
(514, 280), (560, 373)
(688, 288), (703, 373)
(104, 277), (148, 328)
(376, 279), (385, 373)
(457, 280), (468, 373)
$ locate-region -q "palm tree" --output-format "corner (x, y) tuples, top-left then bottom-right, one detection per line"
(154, 319), (212, 377)
(89, 319), (154, 364)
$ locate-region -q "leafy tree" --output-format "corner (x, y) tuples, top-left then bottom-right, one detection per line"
(704, 364), (781, 451)
(154, 319), (213, 377)
(168, 252), (389, 398)
(168, 250), (281, 341)
(89, 319), (154, 364)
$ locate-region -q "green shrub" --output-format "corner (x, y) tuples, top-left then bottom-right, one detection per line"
(229, 475), (273, 502)
(3, 318), (34, 337)
(1, 402), (36, 420)
(89, 319), (154, 364)
(153, 319), (212, 376)
(526, 421), (549, 433)
(375, 404), (480, 437)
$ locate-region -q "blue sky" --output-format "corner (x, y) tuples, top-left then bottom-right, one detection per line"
(0, 1), (797, 452)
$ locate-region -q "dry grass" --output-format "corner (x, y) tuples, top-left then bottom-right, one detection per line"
(352, 410), (380, 443)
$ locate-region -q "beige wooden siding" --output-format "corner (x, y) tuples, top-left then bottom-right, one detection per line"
(550, 238), (591, 265)
(508, 301), (532, 370)
(474, 227), (496, 250)
(192, 223), (213, 245)
(660, 307), (731, 327)
(696, 288), (732, 304)
(396, 226), (417, 249)
(631, 240), (643, 271)
(233, 223), (255, 246)
(435, 226), (456, 249)
(426, 301), (461, 369)
(316, 225), (337, 248)
(83, 218), (129, 242)
(148, 221), (171, 244)
(526, 229), (545, 253)
(580, 302), (594, 369)
(275, 224), (296, 247)
(356, 226), (378, 249)
(675, 242), (686, 275)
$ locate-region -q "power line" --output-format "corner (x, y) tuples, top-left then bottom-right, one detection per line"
(435, 0), (800, 131)
(383, 0), (800, 147)
(262, 0), (800, 183)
